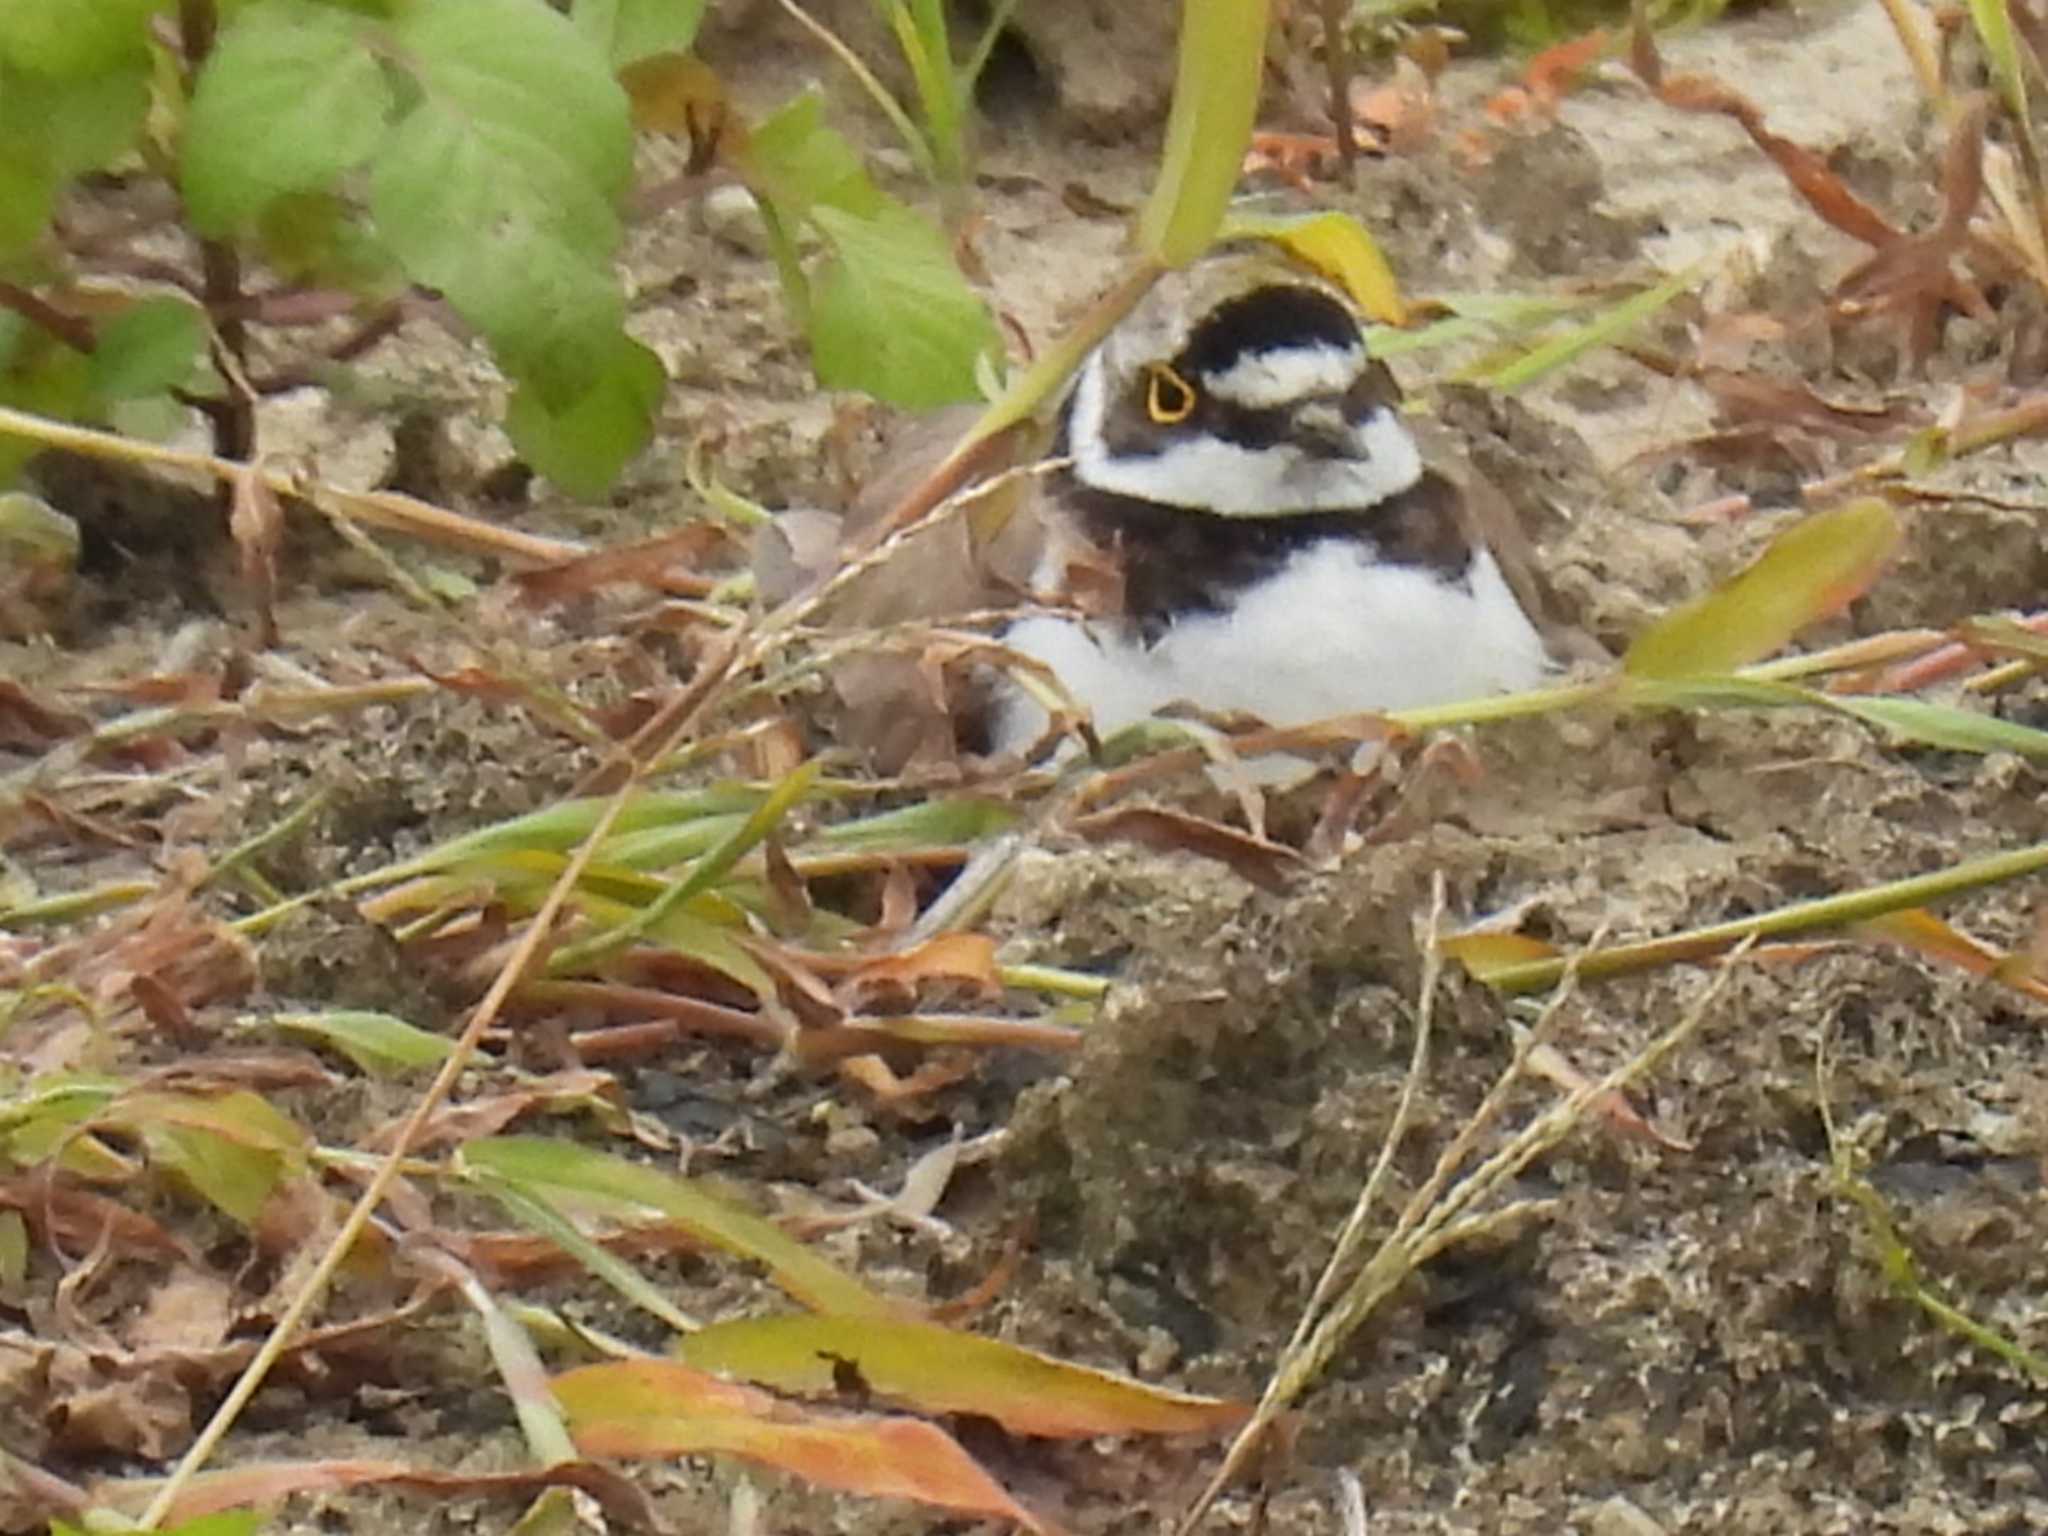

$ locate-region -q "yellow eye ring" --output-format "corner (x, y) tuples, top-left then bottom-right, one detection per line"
(1145, 364), (1197, 425)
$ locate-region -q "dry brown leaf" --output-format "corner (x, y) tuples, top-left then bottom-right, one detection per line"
(228, 461), (284, 649)
(1069, 806), (1306, 892)
(838, 933), (1002, 1013)
(511, 524), (727, 605)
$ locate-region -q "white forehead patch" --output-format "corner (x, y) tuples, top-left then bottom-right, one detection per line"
(1202, 342), (1365, 409)
(1067, 353), (1423, 517)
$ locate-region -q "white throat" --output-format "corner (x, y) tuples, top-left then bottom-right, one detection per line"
(1067, 352), (1423, 517)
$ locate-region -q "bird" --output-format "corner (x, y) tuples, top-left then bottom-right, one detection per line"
(992, 248), (1555, 756)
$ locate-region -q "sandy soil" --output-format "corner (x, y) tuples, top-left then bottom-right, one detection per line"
(8, 2), (2048, 1534)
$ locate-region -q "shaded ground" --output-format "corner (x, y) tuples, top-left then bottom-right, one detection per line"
(9, 3), (2048, 1534)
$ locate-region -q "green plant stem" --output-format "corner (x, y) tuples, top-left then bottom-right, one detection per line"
(1481, 838), (2048, 993)
(775, 0), (934, 182)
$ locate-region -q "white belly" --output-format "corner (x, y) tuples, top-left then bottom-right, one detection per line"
(995, 540), (1550, 752)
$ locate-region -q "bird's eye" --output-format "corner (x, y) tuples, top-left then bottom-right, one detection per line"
(1145, 364), (1197, 425)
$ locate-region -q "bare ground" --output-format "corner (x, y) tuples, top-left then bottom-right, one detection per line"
(9, 3), (2048, 1533)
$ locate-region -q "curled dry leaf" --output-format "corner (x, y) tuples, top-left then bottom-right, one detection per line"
(510, 525), (728, 605)
(1633, 22), (1994, 362)
(228, 462), (285, 649)
(1068, 805), (1305, 892)
(837, 932), (1002, 1012)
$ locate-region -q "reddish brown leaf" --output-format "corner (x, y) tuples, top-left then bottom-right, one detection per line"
(1524, 1042), (1693, 1151)
(1069, 806), (1305, 891)
(0, 680), (88, 748)
(511, 525), (727, 605)
(555, 1358), (1051, 1530)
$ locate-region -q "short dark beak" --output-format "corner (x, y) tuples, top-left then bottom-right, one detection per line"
(1287, 397), (1356, 459)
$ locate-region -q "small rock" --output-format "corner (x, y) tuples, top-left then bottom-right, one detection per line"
(700, 184), (769, 256)
(1587, 1495), (1668, 1536)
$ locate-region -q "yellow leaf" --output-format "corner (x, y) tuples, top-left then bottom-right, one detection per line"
(1220, 210), (1406, 325)
(675, 1313), (1247, 1439)
(1624, 499), (1902, 679)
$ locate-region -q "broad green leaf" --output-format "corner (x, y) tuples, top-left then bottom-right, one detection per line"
(256, 191), (404, 292)
(459, 1135), (891, 1317)
(1624, 500), (1902, 678)
(554, 1359), (1048, 1530)
(573, 0), (706, 67)
(89, 297), (205, 401)
(0, 58), (148, 256)
(505, 334), (664, 497)
(809, 203), (997, 409)
(0, 326), (93, 483)
(182, 0), (394, 234)
(372, 0), (631, 404)
(0, 0), (159, 76)
(4, 58), (150, 179)
(743, 92), (886, 220)
(1220, 210), (1406, 325)
(117, 1090), (309, 1224)
(268, 1009), (454, 1075)
(0, 153), (54, 260)
(675, 1314), (1248, 1438)
(1137, 0), (1270, 265)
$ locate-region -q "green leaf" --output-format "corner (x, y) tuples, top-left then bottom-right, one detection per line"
(458, 1136), (891, 1316)
(0, 0), (160, 76)
(0, 324), (92, 483)
(743, 92), (886, 221)
(813, 796), (1019, 850)
(1471, 262), (1702, 393)
(0, 57), (149, 256)
(1137, 0), (1271, 266)
(1822, 696), (2048, 759)
(5, 57), (150, 177)
(505, 334), (665, 497)
(0, 153), (55, 260)
(256, 191), (404, 292)
(120, 1090), (308, 1225)
(182, 0), (395, 234)
(1624, 500), (1902, 678)
(1969, 0), (2028, 122)
(372, 0), (632, 403)
(573, 0), (706, 67)
(471, 1169), (701, 1334)
(808, 203), (997, 408)
(267, 1009), (454, 1076)
(89, 297), (205, 400)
